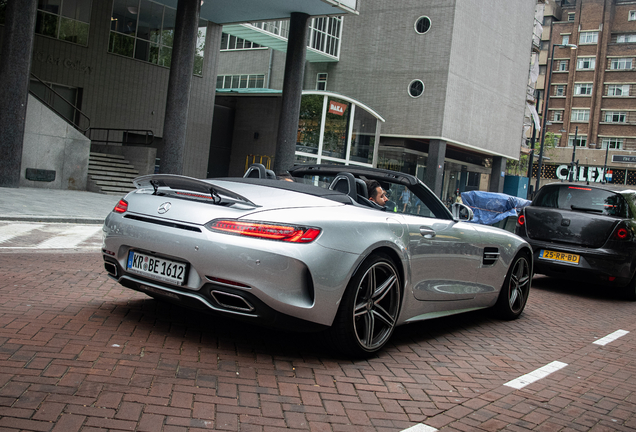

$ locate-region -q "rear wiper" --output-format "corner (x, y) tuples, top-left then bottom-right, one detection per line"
(570, 205), (603, 213)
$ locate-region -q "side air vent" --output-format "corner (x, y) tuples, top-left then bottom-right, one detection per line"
(124, 214), (201, 232)
(483, 247), (500, 266)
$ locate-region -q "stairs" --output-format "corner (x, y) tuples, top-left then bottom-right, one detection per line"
(87, 152), (139, 195)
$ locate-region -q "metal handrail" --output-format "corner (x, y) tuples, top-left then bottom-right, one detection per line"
(86, 128), (155, 146)
(29, 73), (90, 133)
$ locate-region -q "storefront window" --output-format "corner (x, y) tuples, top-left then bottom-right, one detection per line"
(349, 108), (376, 164)
(296, 94), (323, 155)
(322, 97), (351, 160)
(296, 92), (383, 167)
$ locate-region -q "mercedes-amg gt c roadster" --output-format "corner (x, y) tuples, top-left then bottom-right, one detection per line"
(102, 164), (533, 357)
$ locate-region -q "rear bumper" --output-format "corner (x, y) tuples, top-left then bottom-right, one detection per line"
(526, 239), (636, 287)
(103, 256), (328, 331)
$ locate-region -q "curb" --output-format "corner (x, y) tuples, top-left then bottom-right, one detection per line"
(0, 216), (105, 224)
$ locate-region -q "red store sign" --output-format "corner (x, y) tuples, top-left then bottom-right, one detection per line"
(328, 100), (347, 116)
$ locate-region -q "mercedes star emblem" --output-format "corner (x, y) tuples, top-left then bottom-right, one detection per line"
(157, 202), (172, 214)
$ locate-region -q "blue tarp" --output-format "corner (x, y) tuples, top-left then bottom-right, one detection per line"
(461, 191), (531, 225)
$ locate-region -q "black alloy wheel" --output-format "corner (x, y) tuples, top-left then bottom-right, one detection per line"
(328, 253), (401, 357)
(494, 252), (532, 319)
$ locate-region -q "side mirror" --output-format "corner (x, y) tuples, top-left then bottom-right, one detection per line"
(452, 202), (473, 222)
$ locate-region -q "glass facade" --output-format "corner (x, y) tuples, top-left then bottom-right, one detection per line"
(295, 92), (383, 167)
(109, 0), (206, 75)
(35, 0), (92, 46)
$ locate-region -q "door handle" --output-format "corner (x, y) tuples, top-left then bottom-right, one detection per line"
(419, 227), (436, 238)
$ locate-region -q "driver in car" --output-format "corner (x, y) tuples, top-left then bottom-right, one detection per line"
(365, 180), (389, 207)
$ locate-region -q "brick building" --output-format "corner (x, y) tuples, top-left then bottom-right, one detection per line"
(534, 0), (636, 186)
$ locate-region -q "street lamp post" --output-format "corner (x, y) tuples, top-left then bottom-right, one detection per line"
(602, 142), (610, 184)
(568, 125), (578, 182)
(535, 43), (577, 193)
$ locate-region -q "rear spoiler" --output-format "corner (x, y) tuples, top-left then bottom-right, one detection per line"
(133, 174), (259, 207)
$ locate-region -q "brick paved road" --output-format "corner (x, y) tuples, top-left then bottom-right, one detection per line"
(1, 252), (635, 431)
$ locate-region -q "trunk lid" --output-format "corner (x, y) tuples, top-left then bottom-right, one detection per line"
(524, 207), (619, 248)
(124, 175), (344, 225)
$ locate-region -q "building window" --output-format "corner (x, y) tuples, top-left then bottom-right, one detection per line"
(551, 110), (564, 122)
(216, 74), (265, 89)
(568, 135), (587, 147)
(316, 73), (328, 91)
(414, 16), (431, 34)
(577, 57), (595, 70)
(574, 83), (593, 95)
(610, 58), (633, 70)
(309, 16), (342, 57)
(554, 85), (566, 96)
(602, 138), (624, 149)
(556, 60), (568, 71)
(571, 109), (590, 122)
(408, 80), (425, 98)
(616, 34), (636, 43)
(109, 1), (208, 76)
(579, 31), (598, 44)
(607, 84), (630, 96)
(220, 33), (261, 50)
(568, 13), (575, 22)
(35, 0), (92, 46)
(630, 11), (636, 21)
(562, 35), (570, 45)
(604, 111), (627, 123)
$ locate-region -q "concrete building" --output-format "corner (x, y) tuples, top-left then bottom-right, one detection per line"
(0, 0), (357, 192)
(533, 0), (636, 188)
(217, 0), (537, 201)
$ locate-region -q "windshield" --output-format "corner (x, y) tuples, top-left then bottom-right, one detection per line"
(534, 185), (630, 217)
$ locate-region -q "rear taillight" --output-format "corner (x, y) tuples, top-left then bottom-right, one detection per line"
(611, 223), (632, 241)
(208, 220), (321, 243)
(517, 214), (525, 226)
(113, 199), (128, 213)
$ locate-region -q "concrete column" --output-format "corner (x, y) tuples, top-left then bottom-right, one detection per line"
(273, 12), (310, 175)
(0, 0), (38, 187)
(160, 0), (200, 175)
(425, 139), (446, 197)
(459, 167), (468, 193)
(489, 156), (507, 193)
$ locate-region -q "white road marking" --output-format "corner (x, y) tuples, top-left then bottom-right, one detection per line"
(401, 425), (438, 432)
(0, 224), (43, 244)
(504, 361), (568, 390)
(35, 225), (102, 249)
(593, 329), (629, 346)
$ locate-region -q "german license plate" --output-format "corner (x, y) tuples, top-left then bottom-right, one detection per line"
(540, 249), (580, 265)
(127, 251), (187, 285)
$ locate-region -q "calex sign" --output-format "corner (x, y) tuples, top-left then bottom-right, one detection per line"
(556, 165), (606, 183)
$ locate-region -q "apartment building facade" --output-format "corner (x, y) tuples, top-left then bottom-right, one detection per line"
(534, 0), (636, 186)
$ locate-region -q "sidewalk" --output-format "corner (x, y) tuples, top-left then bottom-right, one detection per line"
(0, 186), (124, 224)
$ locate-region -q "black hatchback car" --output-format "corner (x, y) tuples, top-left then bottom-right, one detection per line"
(515, 183), (636, 300)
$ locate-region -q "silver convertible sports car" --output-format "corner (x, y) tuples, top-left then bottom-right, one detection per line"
(102, 164), (533, 357)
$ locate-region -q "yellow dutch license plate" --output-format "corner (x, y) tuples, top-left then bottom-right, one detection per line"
(540, 249), (580, 265)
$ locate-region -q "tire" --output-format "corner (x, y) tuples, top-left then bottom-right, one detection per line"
(493, 251), (532, 320)
(327, 253), (401, 358)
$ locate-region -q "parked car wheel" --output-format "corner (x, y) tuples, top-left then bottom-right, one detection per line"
(494, 252), (531, 320)
(328, 253), (401, 357)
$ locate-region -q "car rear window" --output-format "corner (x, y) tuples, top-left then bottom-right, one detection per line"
(534, 185), (629, 217)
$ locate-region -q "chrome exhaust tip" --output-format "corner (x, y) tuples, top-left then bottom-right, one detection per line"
(104, 261), (118, 277)
(210, 290), (255, 313)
